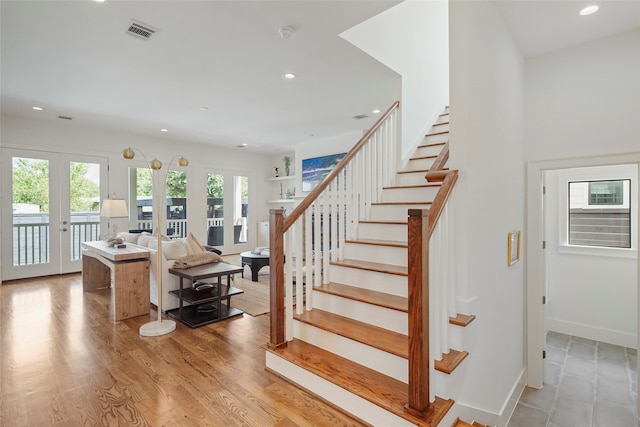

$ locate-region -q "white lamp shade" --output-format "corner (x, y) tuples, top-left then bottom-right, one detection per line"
(101, 199), (129, 218)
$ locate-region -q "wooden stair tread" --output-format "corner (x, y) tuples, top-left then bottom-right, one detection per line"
(410, 155), (438, 161)
(331, 258), (408, 276)
(359, 220), (407, 226)
(294, 309), (408, 358)
(449, 313), (476, 327)
(345, 238), (407, 248)
(435, 349), (469, 374)
(268, 339), (453, 427)
(372, 201), (432, 205)
(382, 183), (441, 190)
(433, 121), (449, 126)
(315, 282), (408, 312)
(418, 141), (447, 149)
(453, 419), (491, 427)
(425, 130), (449, 137)
(398, 168), (449, 175)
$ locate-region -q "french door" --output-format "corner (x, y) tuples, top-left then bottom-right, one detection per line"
(1, 148), (108, 281)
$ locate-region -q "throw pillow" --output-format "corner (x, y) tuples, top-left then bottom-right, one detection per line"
(185, 232), (206, 254)
(137, 234), (155, 248)
(148, 239), (188, 260)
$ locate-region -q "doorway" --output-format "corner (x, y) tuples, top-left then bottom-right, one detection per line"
(526, 154), (640, 413)
(1, 148), (108, 281)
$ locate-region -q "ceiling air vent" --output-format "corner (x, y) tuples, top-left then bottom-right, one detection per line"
(352, 114), (369, 120)
(58, 115), (73, 120)
(126, 21), (157, 40)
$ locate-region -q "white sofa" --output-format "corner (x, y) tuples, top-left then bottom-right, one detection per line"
(117, 232), (213, 312)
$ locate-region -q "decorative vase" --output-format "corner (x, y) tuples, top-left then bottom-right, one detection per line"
(285, 166), (290, 176)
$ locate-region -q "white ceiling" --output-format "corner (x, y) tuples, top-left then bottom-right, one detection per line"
(494, 0), (640, 58)
(2, 1), (639, 154)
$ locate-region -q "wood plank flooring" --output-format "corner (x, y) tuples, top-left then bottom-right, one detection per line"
(1, 273), (367, 426)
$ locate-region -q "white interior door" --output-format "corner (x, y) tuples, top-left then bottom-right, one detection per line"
(1, 149), (107, 281)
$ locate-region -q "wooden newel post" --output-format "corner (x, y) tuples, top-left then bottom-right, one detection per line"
(405, 208), (430, 417)
(268, 209), (287, 349)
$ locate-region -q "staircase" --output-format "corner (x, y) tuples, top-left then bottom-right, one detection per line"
(266, 105), (480, 426)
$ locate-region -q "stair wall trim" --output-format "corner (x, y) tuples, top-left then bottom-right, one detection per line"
(265, 352), (418, 427)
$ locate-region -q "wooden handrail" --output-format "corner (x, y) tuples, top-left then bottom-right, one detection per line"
(428, 170), (458, 238)
(405, 139), (458, 416)
(283, 101), (400, 232)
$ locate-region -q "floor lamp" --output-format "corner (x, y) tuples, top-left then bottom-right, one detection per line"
(122, 147), (189, 337)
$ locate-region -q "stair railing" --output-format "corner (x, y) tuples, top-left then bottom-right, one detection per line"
(406, 141), (459, 417)
(268, 101), (400, 349)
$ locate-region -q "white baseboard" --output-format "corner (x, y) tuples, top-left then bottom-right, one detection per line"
(440, 368), (525, 427)
(547, 318), (637, 349)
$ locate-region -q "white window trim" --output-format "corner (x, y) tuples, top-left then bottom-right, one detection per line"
(557, 164), (637, 258)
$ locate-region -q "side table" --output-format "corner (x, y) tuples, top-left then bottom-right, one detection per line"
(167, 262), (244, 328)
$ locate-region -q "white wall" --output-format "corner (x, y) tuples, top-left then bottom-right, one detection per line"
(544, 165), (637, 348)
(0, 114), (272, 257)
(341, 0), (449, 158)
(526, 28), (640, 162)
(525, 27), (640, 386)
(449, 0), (526, 420)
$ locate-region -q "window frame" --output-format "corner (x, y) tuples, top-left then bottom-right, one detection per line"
(557, 164), (637, 259)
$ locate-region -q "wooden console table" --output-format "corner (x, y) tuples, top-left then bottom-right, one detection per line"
(82, 241), (150, 321)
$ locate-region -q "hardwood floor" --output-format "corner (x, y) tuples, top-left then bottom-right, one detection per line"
(0, 273), (367, 426)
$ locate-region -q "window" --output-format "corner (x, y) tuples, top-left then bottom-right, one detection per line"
(568, 179), (631, 248)
(588, 180), (623, 205)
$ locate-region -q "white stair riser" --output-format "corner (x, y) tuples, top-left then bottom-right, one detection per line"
(405, 157), (436, 171)
(328, 264), (407, 297)
(357, 222), (407, 242)
(343, 242), (407, 266)
(414, 143), (444, 157)
(265, 353), (416, 427)
(431, 123), (449, 132)
(396, 171), (430, 187)
(422, 132), (449, 145)
(370, 203), (430, 221)
(381, 186), (440, 203)
(312, 292), (408, 335)
(293, 321), (408, 383)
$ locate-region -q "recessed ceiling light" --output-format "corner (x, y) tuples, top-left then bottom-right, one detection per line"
(283, 73), (296, 80)
(579, 5), (599, 16)
(160, 128), (168, 132)
(32, 106), (43, 111)
(237, 143), (248, 148)
(94, 0), (106, 3)
(200, 106), (209, 111)
(372, 109), (381, 114)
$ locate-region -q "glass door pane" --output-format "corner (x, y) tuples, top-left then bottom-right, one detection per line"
(11, 157), (51, 266)
(67, 161), (101, 262)
(234, 175), (249, 244)
(129, 167), (154, 232)
(206, 174), (224, 246)
(166, 170), (187, 238)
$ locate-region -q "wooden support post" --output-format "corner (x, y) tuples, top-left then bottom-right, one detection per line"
(268, 209), (287, 350)
(405, 208), (430, 418)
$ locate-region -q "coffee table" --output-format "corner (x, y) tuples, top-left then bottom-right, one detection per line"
(240, 251), (270, 281)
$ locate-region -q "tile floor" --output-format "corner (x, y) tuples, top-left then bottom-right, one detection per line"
(508, 332), (638, 427)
